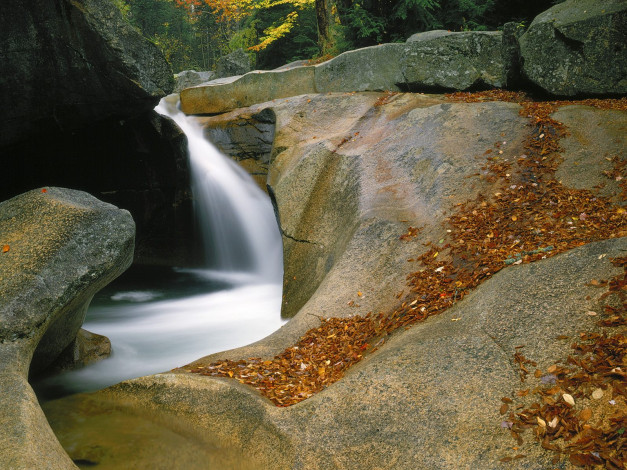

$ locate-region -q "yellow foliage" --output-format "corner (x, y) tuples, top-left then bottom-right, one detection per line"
(249, 10), (299, 51)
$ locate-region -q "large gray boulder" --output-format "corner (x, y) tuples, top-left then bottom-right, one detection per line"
(401, 30), (506, 90)
(0, 1), (189, 267)
(182, 30), (508, 115)
(215, 48), (252, 79)
(0, 0), (174, 148)
(0, 187), (134, 469)
(519, 0), (627, 96)
(0, 109), (194, 267)
(315, 30), (507, 93)
(174, 70), (216, 93)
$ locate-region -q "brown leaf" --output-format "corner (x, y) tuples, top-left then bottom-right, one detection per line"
(579, 408), (592, 422)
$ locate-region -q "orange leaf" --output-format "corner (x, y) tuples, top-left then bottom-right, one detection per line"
(2, 245), (9, 253)
(41, 188), (47, 193)
(579, 408), (592, 422)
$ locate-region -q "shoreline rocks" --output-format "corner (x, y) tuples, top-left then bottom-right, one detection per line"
(0, 187), (134, 469)
(181, 0), (626, 115)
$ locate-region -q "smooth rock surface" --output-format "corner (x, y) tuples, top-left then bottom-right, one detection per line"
(47, 329), (112, 374)
(0, 187), (134, 469)
(519, 0), (627, 96)
(314, 43), (406, 92)
(44, 238), (627, 469)
(41, 95), (627, 469)
(181, 66), (316, 115)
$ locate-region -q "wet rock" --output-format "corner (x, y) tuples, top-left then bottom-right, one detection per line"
(0, 187), (134, 469)
(0, 110), (195, 267)
(46, 329), (112, 374)
(0, 0), (191, 267)
(41, 93), (627, 469)
(194, 108), (276, 192)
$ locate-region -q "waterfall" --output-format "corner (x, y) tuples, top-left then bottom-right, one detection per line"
(156, 95), (283, 281)
(33, 96), (285, 399)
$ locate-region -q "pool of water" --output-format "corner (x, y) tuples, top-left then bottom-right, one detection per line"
(33, 265), (285, 400)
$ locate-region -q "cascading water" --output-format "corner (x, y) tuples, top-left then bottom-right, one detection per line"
(157, 96), (283, 278)
(33, 96), (284, 399)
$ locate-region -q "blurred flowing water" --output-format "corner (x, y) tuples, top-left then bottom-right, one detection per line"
(33, 96), (284, 399)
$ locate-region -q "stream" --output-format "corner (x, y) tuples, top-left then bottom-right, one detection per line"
(33, 95), (285, 400)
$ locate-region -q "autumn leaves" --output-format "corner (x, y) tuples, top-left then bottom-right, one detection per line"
(184, 93), (626, 418)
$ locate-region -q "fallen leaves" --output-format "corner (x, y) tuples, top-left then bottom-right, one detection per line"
(183, 93), (626, 417)
(500, 256), (627, 468)
(185, 315), (392, 407)
(2, 245), (9, 253)
(400, 226), (421, 241)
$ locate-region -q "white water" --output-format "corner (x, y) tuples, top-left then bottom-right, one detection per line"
(34, 96), (285, 399)
(157, 96), (283, 277)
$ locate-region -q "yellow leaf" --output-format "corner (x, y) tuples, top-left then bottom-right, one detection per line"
(433, 251), (439, 258)
(227, 371), (234, 378)
(511, 216), (518, 221)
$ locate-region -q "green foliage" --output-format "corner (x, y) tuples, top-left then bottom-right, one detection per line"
(338, 0), (440, 47)
(112, 0), (131, 20)
(341, 3), (385, 46)
(122, 0), (569, 73)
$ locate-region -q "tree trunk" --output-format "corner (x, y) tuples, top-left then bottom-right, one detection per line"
(315, 0), (330, 52)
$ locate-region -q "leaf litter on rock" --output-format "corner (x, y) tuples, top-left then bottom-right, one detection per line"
(179, 92), (627, 423)
(501, 256), (626, 469)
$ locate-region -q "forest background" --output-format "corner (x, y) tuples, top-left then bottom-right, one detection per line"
(114, 0), (565, 73)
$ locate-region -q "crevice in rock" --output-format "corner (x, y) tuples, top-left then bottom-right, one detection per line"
(281, 229), (321, 247)
(482, 329), (521, 378)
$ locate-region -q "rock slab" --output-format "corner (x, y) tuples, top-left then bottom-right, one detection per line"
(0, 187), (134, 469)
(174, 70), (216, 93)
